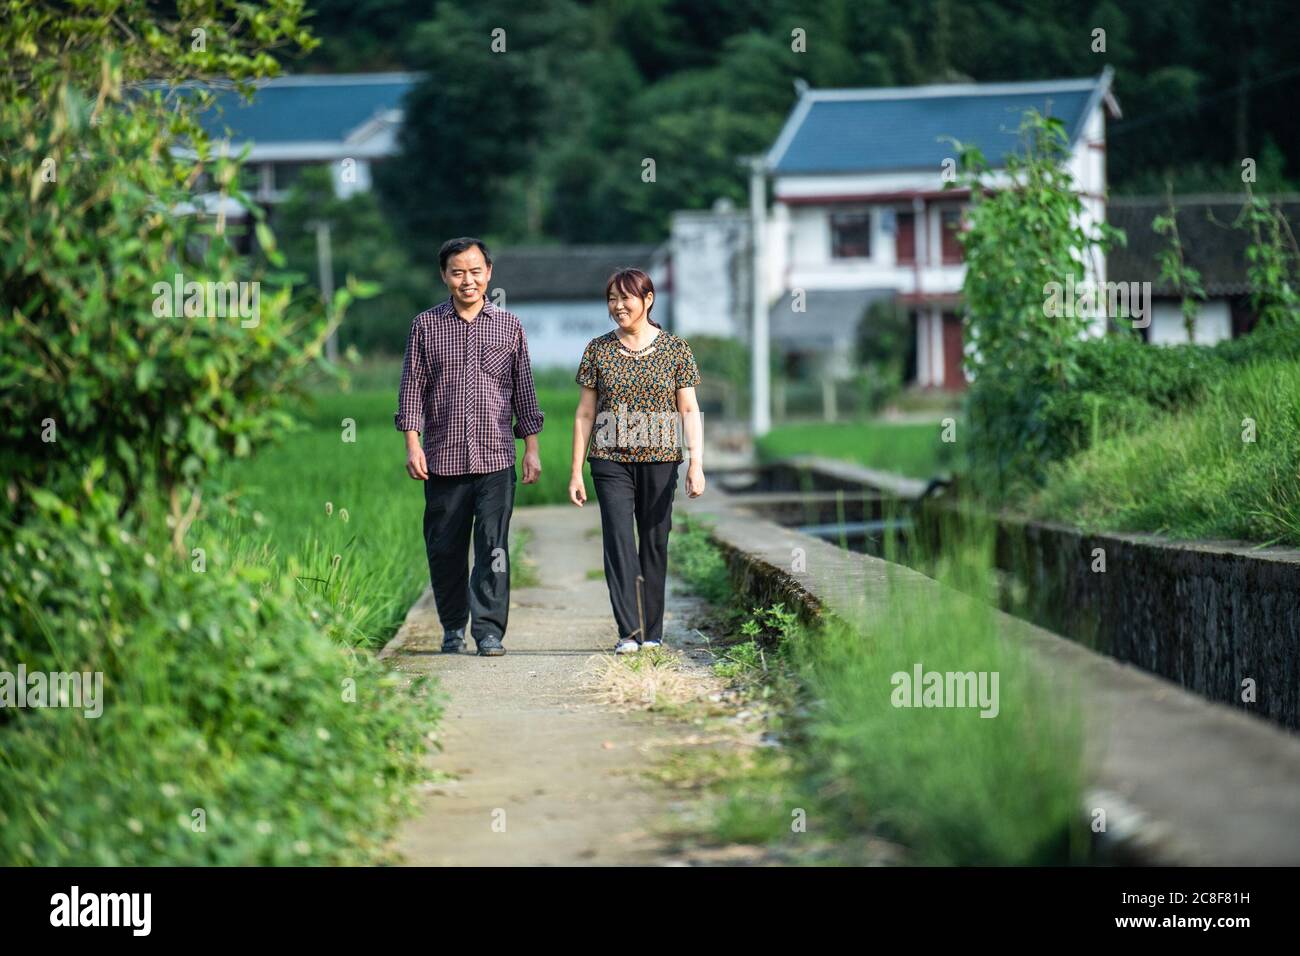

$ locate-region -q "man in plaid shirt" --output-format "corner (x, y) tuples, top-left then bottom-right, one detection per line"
(395, 237), (544, 657)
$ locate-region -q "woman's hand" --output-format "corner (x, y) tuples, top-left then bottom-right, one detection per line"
(686, 460), (705, 498)
(568, 473), (587, 507)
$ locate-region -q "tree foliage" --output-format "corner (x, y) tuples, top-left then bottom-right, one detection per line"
(323, 0), (1300, 247)
(0, 1), (436, 867)
(1, 1), (327, 532)
(955, 111), (1300, 501)
(953, 110), (1120, 496)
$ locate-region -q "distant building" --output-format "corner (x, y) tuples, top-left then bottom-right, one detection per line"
(1107, 194), (1300, 345)
(170, 72), (417, 250)
(488, 245), (669, 369)
(668, 200), (751, 338)
(672, 70), (1120, 391)
(189, 72), (417, 202)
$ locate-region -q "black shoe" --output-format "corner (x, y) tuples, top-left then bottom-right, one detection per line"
(441, 628), (466, 654)
(475, 634), (506, 657)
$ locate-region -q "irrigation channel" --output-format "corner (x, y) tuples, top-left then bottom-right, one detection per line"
(678, 458), (1300, 865)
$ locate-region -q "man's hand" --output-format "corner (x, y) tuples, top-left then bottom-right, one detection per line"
(521, 434), (542, 485)
(686, 460), (706, 498)
(568, 473), (586, 507)
(522, 448), (542, 484)
(405, 441), (429, 480)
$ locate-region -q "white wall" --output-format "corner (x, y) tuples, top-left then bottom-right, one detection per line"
(1067, 103), (1109, 336)
(509, 301), (617, 370)
(670, 210), (748, 337)
(787, 203), (830, 268)
(1147, 299), (1232, 346)
(776, 169), (947, 200)
(779, 200), (966, 296)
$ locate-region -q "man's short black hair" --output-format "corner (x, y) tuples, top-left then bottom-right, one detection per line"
(439, 237), (493, 272)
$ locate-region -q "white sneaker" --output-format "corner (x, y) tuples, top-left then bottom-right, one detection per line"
(642, 639), (662, 649)
(613, 639), (640, 655)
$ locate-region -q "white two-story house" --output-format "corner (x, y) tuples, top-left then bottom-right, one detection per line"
(759, 69), (1119, 390)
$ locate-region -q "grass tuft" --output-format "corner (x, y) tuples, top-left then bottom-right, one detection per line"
(1029, 358), (1300, 544)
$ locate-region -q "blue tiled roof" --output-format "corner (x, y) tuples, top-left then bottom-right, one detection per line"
(768, 74), (1112, 175)
(191, 73), (418, 143)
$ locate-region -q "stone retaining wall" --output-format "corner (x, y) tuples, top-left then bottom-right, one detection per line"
(917, 501), (1300, 731)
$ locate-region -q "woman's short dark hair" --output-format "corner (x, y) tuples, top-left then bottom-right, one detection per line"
(605, 267), (660, 329)
(439, 237), (493, 272)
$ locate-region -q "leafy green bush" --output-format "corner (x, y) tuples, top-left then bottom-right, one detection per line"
(1, 2), (324, 529)
(687, 334), (749, 392)
(852, 299), (910, 412)
(0, 3), (440, 866)
(0, 485), (440, 864)
(954, 109), (1300, 505)
(967, 323), (1300, 506)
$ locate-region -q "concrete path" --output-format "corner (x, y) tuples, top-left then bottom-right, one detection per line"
(379, 504), (717, 866)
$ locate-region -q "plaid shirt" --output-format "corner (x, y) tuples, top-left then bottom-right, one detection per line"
(394, 298), (544, 476)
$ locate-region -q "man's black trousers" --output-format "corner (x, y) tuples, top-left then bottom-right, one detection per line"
(422, 465), (516, 642)
(589, 458), (681, 645)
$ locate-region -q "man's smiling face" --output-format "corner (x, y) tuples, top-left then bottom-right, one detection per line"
(442, 245), (491, 310)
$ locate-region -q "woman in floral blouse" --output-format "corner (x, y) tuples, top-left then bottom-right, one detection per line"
(568, 268), (705, 654)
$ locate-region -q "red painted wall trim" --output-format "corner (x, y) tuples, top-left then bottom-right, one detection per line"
(778, 188), (971, 205)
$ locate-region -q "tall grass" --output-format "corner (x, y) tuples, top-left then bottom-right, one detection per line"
(207, 379), (578, 649)
(207, 389), (427, 649)
(1029, 359), (1300, 544)
(786, 540), (1087, 865)
(0, 483), (440, 865)
(673, 521), (1087, 865)
(518, 385), (581, 508)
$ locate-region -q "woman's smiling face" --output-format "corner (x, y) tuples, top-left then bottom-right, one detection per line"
(608, 284), (653, 330)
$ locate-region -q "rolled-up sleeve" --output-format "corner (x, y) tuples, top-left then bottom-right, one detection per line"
(511, 324), (544, 439)
(394, 316), (427, 433)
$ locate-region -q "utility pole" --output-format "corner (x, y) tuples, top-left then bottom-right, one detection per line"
(747, 155), (770, 437)
(309, 219), (338, 362)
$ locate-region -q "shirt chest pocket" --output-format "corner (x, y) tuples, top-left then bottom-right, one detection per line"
(480, 341), (514, 380)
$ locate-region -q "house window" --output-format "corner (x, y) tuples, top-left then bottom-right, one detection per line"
(940, 208), (964, 264)
(895, 211), (916, 265)
(831, 211), (872, 259)
(270, 161), (319, 195)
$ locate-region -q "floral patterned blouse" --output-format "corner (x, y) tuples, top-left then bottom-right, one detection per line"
(575, 329), (701, 463)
